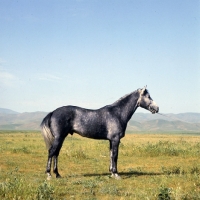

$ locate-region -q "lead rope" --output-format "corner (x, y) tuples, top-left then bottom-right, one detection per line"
(157, 112), (200, 126)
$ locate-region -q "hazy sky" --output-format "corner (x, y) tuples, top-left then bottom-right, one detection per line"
(0, 0), (199, 113)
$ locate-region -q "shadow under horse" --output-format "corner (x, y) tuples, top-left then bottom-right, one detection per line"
(41, 86), (159, 179)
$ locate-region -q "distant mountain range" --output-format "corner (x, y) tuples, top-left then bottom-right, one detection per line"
(0, 108), (47, 130)
(0, 108), (19, 114)
(0, 108), (200, 133)
(127, 113), (200, 133)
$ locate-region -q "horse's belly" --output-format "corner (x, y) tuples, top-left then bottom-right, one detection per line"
(73, 124), (107, 139)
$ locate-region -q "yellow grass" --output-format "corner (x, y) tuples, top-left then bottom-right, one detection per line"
(1, 131), (200, 199)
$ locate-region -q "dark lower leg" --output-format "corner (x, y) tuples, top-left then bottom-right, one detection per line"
(53, 156), (61, 178)
(46, 156), (52, 179)
(109, 141), (113, 172)
(111, 149), (118, 174)
(47, 134), (67, 178)
(110, 139), (120, 179)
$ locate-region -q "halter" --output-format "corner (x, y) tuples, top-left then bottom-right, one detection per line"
(136, 88), (155, 113)
(136, 86), (148, 106)
(157, 112), (199, 125)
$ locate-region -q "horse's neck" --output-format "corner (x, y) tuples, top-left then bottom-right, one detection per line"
(114, 91), (140, 123)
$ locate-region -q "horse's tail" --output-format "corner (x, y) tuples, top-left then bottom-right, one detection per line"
(41, 112), (54, 150)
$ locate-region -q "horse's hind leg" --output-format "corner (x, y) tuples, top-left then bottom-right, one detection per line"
(46, 156), (53, 180)
(53, 154), (61, 178)
(48, 135), (67, 178)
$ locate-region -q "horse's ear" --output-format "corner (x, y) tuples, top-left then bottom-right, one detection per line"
(141, 85), (147, 94)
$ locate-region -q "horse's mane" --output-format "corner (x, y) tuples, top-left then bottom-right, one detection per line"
(107, 88), (150, 108)
(111, 90), (139, 106)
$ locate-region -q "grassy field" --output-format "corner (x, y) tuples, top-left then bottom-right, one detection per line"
(1, 131), (200, 199)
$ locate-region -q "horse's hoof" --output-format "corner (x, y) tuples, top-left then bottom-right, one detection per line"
(111, 173), (121, 180)
(56, 174), (62, 178)
(46, 173), (52, 180)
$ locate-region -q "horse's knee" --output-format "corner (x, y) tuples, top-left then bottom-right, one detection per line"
(49, 149), (58, 158)
(48, 146), (55, 157)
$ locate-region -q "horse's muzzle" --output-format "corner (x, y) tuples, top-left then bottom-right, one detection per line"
(149, 102), (159, 114)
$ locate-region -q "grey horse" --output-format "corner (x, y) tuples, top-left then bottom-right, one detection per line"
(41, 86), (159, 179)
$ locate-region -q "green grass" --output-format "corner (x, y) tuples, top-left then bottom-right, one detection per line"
(1, 132), (200, 199)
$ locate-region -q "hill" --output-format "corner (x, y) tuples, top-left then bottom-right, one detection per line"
(127, 119), (200, 133)
(0, 108), (199, 133)
(0, 108), (19, 114)
(131, 112), (200, 123)
(0, 111), (47, 130)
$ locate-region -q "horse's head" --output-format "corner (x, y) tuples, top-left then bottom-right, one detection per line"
(138, 86), (159, 114)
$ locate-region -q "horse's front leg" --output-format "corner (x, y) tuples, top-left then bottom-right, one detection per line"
(109, 138), (121, 179)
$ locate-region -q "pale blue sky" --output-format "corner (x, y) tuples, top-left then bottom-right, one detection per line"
(0, 0), (199, 113)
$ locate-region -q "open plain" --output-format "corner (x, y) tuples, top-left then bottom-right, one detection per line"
(1, 131), (200, 199)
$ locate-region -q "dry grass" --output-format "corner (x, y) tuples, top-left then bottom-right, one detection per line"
(1, 131), (200, 199)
